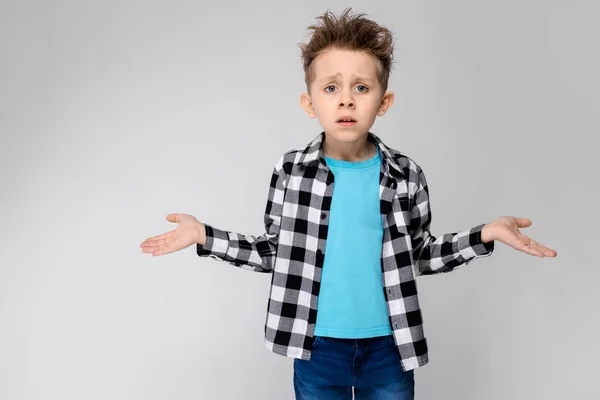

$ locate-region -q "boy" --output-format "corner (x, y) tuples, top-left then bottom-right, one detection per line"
(140, 8), (557, 399)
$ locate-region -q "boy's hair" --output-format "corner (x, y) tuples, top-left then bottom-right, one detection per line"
(298, 7), (395, 94)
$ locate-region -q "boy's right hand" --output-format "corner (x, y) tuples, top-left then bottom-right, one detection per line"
(140, 213), (206, 257)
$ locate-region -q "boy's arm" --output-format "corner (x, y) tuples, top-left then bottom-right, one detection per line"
(409, 165), (494, 276)
(196, 156), (286, 273)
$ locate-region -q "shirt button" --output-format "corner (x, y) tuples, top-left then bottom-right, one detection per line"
(320, 213), (327, 220)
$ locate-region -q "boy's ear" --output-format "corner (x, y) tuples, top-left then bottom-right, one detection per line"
(300, 92), (317, 118)
(376, 91), (395, 116)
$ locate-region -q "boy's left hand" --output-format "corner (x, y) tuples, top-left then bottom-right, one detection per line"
(481, 216), (557, 258)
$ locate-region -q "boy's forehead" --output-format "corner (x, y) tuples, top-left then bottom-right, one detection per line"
(312, 49), (378, 81)
(315, 71), (376, 84)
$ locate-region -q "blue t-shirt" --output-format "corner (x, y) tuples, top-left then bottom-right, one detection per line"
(314, 145), (393, 338)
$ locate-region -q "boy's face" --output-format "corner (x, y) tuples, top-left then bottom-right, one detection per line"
(300, 48), (394, 146)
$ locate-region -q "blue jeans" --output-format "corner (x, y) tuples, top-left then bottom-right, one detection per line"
(293, 335), (415, 399)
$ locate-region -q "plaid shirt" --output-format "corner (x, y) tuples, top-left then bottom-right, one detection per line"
(197, 131), (494, 371)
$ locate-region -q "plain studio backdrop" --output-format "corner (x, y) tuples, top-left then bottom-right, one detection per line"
(1, 0), (598, 399)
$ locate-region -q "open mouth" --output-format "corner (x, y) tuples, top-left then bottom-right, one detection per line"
(336, 117), (357, 126)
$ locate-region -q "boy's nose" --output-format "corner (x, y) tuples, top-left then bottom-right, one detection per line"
(338, 88), (355, 108)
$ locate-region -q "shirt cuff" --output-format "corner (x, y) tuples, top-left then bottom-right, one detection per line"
(460, 223), (495, 262)
(196, 223), (230, 260)
(475, 223), (495, 254)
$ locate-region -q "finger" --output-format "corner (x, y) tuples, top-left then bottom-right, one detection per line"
(166, 214), (180, 223)
(141, 245), (157, 253)
(522, 243), (544, 257)
(516, 234), (531, 249)
(516, 218), (532, 228)
(538, 245), (557, 257)
(143, 237), (166, 246)
(517, 235), (557, 258)
(141, 240), (160, 249)
(527, 239), (553, 258)
(141, 235), (171, 251)
(145, 233), (166, 242)
(526, 239), (544, 256)
(537, 248), (555, 257)
(529, 238), (556, 258)
(152, 245), (173, 257)
(141, 242), (160, 252)
(536, 242), (558, 256)
(517, 236), (541, 256)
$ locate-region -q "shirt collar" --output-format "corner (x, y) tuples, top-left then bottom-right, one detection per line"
(296, 131), (405, 179)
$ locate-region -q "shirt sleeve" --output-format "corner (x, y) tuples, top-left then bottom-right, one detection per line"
(409, 165), (495, 276)
(196, 155), (286, 273)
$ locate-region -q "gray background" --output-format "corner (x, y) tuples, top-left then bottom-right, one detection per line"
(1, 0), (598, 399)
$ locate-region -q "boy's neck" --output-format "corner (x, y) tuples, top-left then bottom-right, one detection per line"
(322, 133), (377, 162)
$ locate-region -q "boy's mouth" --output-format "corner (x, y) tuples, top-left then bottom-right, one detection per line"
(336, 116), (357, 127)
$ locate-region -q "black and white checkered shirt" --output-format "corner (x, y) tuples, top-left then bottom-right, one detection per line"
(197, 131), (494, 371)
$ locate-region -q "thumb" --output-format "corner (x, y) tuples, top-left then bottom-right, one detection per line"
(516, 217), (532, 228)
(166, 213), (181, 223)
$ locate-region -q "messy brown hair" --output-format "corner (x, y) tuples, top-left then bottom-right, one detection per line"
(298, 7), (395, 94)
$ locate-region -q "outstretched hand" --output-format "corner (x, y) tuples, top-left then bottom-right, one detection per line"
(481, 216), (557, 258)
(140, 214), (205, 257)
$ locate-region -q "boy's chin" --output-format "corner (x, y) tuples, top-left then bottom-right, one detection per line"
(323, 129), (369, 141)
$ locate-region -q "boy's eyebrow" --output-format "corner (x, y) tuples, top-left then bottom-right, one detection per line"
(318, 73), (375, 83)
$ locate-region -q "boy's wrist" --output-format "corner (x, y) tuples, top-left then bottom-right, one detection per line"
(196, 222), (207, 245)
(481, 221), (497, 244)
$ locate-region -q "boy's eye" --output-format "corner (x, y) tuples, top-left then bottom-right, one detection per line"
(324, 85), (369, 93)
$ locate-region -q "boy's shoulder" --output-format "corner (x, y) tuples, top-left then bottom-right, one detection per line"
(275, 131), (424, 181)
